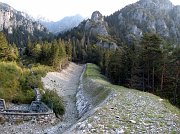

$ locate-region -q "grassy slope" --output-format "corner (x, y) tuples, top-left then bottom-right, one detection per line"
(81, 63), (180, 133)
(0, 62), (52, 103)
(83, 63), (112, 107)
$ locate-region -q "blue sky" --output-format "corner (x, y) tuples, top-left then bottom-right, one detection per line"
(0, 0), (180, 21)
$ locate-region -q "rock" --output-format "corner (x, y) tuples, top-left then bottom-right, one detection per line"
(79, 123), (86, 130)
(91, 11), (103, 23)
(91, 129), (96, 132)
(94, 116), (99, 120)
(87, 123), (93, 129)
(129, 120), (136, 124)
(167, 121), (173, 126)
(103, 0), (180, 45)
(115, 116), (120, 119)
(143, 122), (149, 126)
(84, 11), (108, 36)
(116, 128), (125, 134)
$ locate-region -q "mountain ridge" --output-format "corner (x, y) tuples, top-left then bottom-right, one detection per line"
(60, 0), (180, 46)
(40, 14), (84, 34)
(0, 2), (53, 46)
(105, 0), (180, 45)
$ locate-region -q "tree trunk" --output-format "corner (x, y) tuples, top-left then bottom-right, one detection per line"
(152, 67), (155, 93)
(160, 63), (165, 97)
(147, 63), (150, 92)
(174, 70), (179, 104)
(143, 69), (145, 91)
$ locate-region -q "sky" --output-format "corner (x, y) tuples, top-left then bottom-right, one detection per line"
(0, 0), (180, 21)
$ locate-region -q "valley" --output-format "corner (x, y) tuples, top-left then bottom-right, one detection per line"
(1, 63), (179, 134)
(0, 0), (180, 133)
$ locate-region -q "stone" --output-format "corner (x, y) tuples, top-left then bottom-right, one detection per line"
(129, 120), (136, 124)
(115, 116), (120, 118)
(79, 123), (86, 130)
(167, 121), (173, 126)
(115, 128), (125, 134)
(87, 123), (93, 129)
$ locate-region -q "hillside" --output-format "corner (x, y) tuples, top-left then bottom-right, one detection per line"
(0, 0), (179, 133)
(40, 15), (84, 34)
(61, 0), (180, 46)
(0, 2), (54, 46)
(67, 63), (180, 134)
(0, 62), (179, 133)
(105, 0), (180, 45)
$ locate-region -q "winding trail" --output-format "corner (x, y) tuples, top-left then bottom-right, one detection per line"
(42, 62), (84, 133)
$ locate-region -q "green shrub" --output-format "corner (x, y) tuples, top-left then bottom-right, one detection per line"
(42, 90), (64, 116)
(0, 62), (22, 101)
(0, 62), (52, 104)
(20, 65), (51, 91)
(13, 90), (35, 104)
(84, 63), (107, 80)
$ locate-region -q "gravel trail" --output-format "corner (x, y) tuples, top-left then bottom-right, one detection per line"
(42, 62), (84, 133)
(0, 62), (84, 134)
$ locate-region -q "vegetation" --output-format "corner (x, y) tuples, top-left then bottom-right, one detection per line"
(25, 38), (70, 70)
(3, 26), (54, 48)
(63, 31), (179, 107)
(42, 90), (65, 116)
(0, 32), (18, 61)
(0, 62), (52, 104)
(0, 32), (69, 116)
(0, 32), (66, 116)
(83, 63), (111, 106)
(0, 62), (22, 101)
(84, 63), (180, 133)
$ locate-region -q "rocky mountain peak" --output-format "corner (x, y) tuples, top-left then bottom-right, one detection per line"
(0, 2), (11, 10)
(91, 11), (104, 23)
(0, 2), (47, 34)
(105, 0), (180, 45)
(84, 11), (108, 36)
(138, 0), (174, 10)
(0, 2), (52, 46)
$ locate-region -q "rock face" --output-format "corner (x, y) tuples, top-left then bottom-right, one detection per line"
(60, 11), (117, 49)
(40, 15), (84, 34)
(0, 2), (47, 34)
(85, 11), (108, 36)
(105, 0), (180, 44)
(0, 2), (52, 46)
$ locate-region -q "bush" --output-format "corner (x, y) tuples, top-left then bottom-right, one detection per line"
(0, 62), (22, 101)
(20, 64), (52, 91)
(0, 62), (53, 104)
(13, 90), (35, 104)
(42, 90), (64, 116)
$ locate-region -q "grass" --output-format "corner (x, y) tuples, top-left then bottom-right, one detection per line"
(42, 90), (65, 116)
(84, 63), (180, 133)
(83, 63), (111, 106)
(162, 99), (180, 117)
(84, 63), (107, 80)
(0, 62), (22, 101)
(0, 62), (52, 104)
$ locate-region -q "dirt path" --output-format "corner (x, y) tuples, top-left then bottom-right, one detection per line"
(42, 62), (84, 133)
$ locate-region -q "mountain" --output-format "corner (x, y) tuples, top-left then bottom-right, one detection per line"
(40, 15), (84, 34)
(105, 0), (180, 45)
(61, 0), (180, 47)
(60, 11), (118, 50)
(0, 2), (53, 47)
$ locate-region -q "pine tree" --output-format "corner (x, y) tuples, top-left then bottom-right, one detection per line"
(0, 32), (18, 61)
(131, 34), (163, 93)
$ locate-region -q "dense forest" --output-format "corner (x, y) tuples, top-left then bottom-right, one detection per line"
(60, 32), (180, 107)
(0, 32), (70, 115)
(0, 28), (179, 109)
